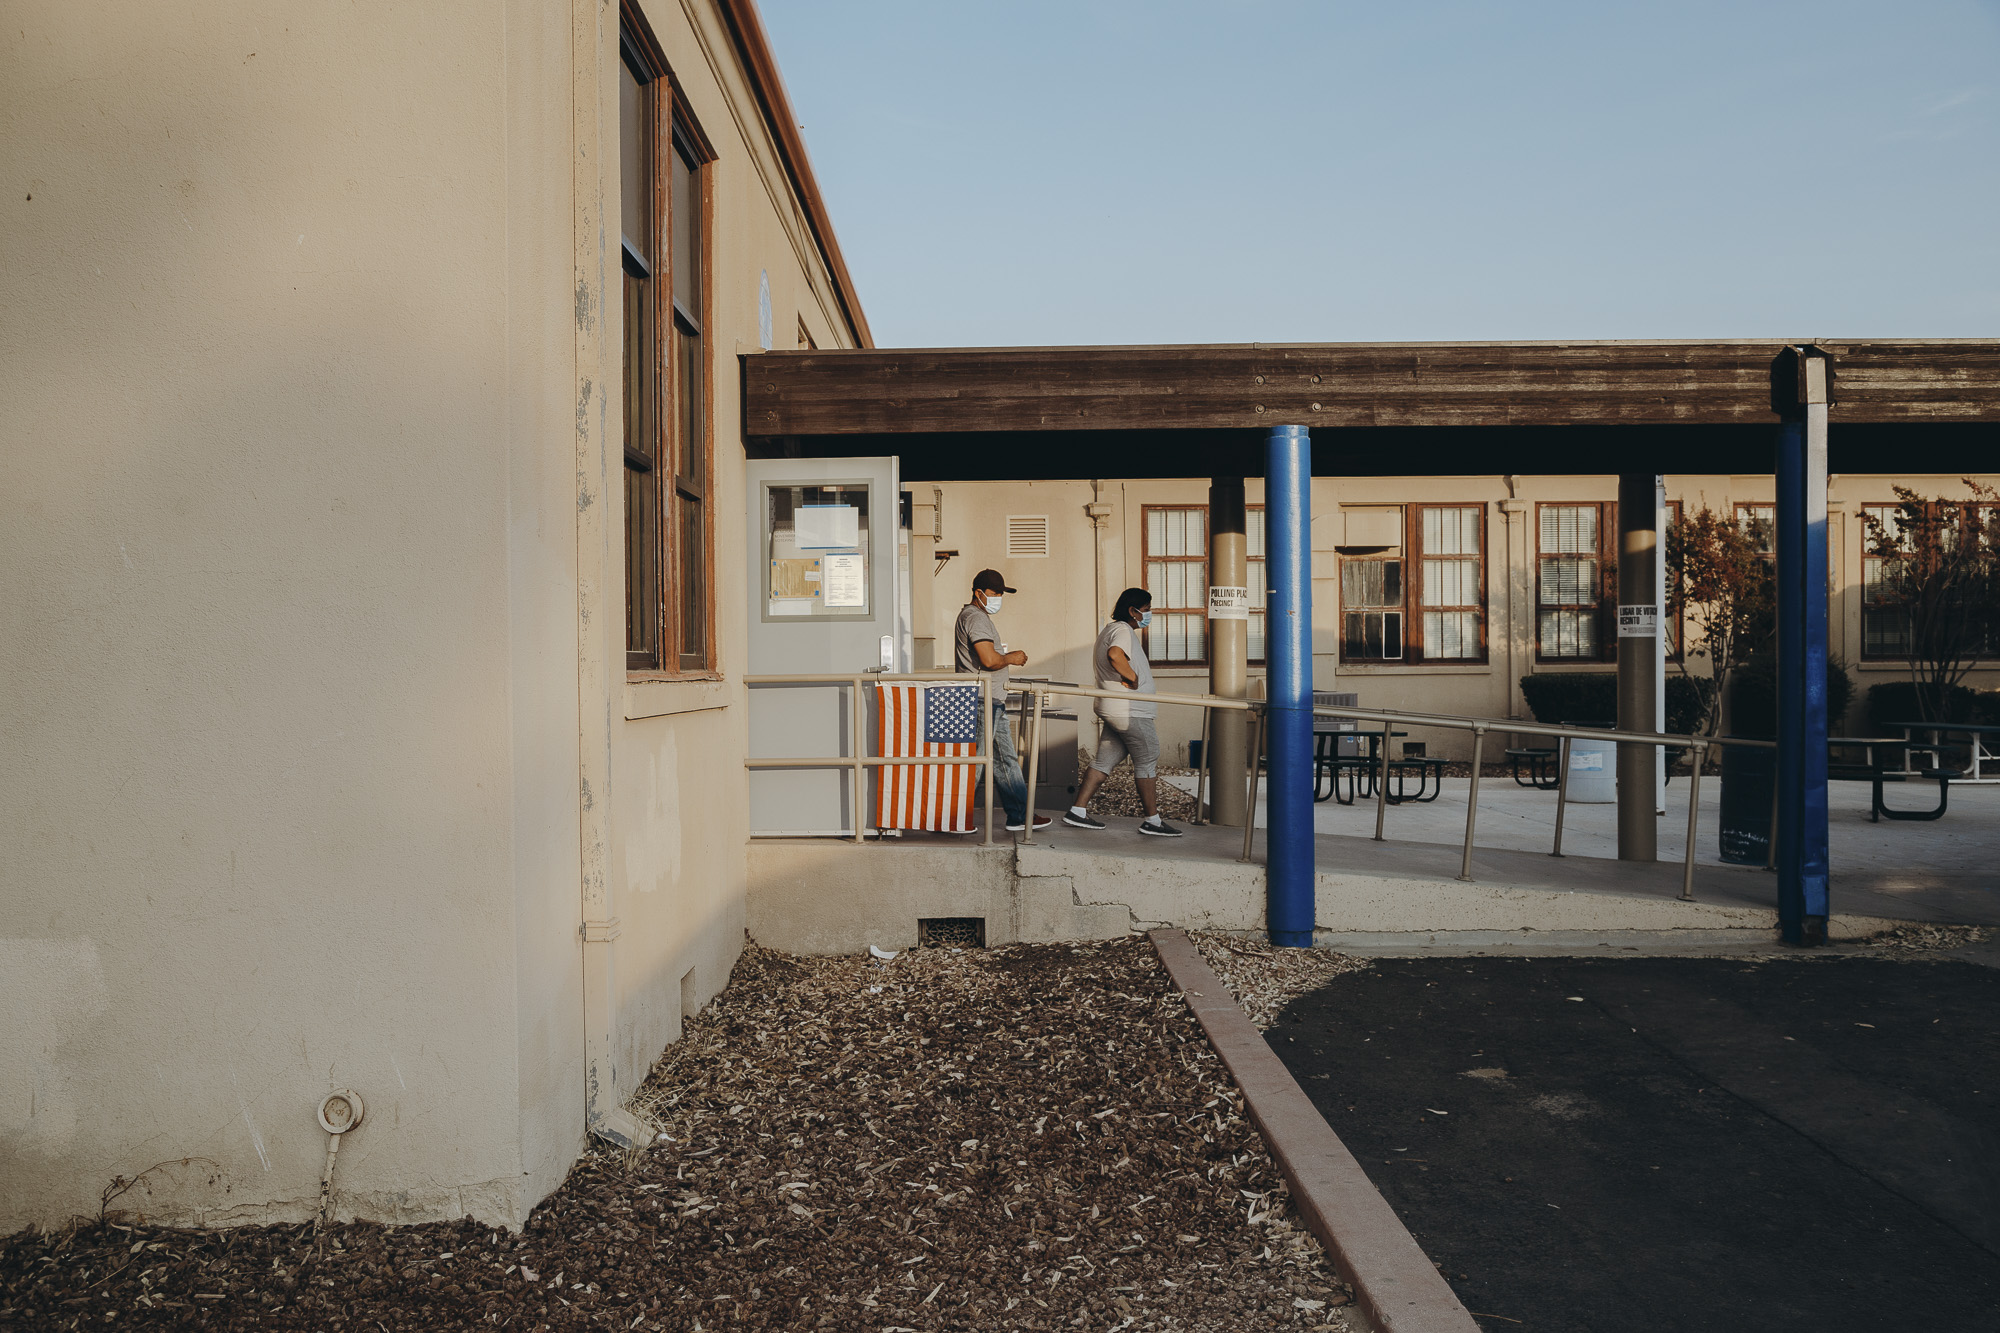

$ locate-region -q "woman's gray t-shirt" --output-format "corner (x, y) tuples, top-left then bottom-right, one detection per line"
(1092, 620), (1156, 721)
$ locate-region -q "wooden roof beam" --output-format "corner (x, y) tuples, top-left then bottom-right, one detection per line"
(744, 340), (2000, 436)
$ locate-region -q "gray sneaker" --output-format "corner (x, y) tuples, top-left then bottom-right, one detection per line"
(1137, 818), (1185, 837)
(1062, 810), (1107, 830)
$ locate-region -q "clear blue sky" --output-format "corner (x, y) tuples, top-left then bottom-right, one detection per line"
(759, 0), (2000, 347)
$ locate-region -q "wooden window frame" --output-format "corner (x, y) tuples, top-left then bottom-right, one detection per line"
(1140, 504), (1209, 667)
(1338, 506), (1406, 664)
(1662, 498), (1684, 664)
(1410, 503), (1487, 664)
(1535, 500), (1617, 663)
(1735, 502), (1777, 559)
(621, 2), (717, 679)
(1861, 500), (1918, 661)
(1854, 499), (2000, 663)
(1246, 504), (1266, 668)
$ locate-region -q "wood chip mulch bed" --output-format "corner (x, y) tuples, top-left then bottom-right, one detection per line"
(1855, 922), (1990, 953)
(1, 937), (1355, 1331)
(1183, 933), (1374, 1030)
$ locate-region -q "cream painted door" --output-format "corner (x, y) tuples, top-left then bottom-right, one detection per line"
(746, 456), (905, 836)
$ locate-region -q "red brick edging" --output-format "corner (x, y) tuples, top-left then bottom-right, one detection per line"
(1149, 929), (1482, 1333)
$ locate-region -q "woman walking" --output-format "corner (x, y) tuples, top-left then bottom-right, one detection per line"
(1064, 588), (1183, 836)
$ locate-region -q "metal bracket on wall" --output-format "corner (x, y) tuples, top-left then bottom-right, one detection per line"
(933, 549), (959, 576)
(580, 917), (624, 943)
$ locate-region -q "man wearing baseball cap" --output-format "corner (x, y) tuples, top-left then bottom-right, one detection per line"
(954, 569), (1052, 832)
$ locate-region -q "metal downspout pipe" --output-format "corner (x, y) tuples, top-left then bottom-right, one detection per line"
(1264, 426), (1314, 947)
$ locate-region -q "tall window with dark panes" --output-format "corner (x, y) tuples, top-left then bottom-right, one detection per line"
(620, 46), (662, 668)
(1862, 503), (1913, 658)
(667, 128), (708, 669)
(1538, 503), (1607, 659)
(620, 22), (711, 673)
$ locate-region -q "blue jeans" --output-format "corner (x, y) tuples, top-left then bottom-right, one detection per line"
(977, 699), (1029, 826)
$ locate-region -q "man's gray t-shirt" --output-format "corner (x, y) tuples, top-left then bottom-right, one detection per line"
(954, 602), (1007, 692)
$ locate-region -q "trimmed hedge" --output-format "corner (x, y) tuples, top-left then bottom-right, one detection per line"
(1517, 672), (1712, 735)
(1863, 680), (2000, 732)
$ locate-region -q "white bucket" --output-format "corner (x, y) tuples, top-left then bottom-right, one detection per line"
(1566, 738), (1616, 803)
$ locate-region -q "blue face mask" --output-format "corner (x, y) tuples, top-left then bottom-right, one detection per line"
(1136, 610), (1153, 629)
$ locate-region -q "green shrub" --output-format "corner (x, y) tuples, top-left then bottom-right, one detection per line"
(1731, 654), (1856, 738)
(1865, 680), (1979, 733)
(1518, 673), (1615, 727)
(1518, 672), (1713, 735)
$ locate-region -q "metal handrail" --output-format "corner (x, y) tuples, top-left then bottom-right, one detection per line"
(747, 669), (1774, 906)
(747, 672), (997, 845)
(1006, 680), (1773, 901)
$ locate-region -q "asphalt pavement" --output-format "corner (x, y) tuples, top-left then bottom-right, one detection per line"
(1267, 955), (2000, 1332)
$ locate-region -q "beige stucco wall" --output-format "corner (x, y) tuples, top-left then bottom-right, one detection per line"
(604, 0), (861, 1107)
(918, 474), (2000, 768)
(2, 0), (859, 1234)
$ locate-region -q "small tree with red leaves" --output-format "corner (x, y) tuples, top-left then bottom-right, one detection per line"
(1666, 505), (1774, 737)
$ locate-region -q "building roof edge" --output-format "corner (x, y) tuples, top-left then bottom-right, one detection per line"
(717, 0), (873, 349)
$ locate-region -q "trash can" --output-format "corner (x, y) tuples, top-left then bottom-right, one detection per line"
(1563, 720), (1616, 804)
(1717, 740), (1774, 865)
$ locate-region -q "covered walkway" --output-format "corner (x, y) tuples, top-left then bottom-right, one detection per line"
(745, 338), (2000, 946)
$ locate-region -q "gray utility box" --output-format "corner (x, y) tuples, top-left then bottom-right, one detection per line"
(1009, 680), (1082, 812)
(1312, 691), (1362, 757)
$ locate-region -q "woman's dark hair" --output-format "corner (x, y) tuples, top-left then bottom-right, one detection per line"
(1111, 587), (1152, 624)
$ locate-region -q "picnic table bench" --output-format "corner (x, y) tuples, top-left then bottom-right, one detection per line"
(1505, 746), (1560, 790)
(1828, 736), (1962, 822)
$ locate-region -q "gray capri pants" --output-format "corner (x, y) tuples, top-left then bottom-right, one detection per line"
(1091, 716), (1161, 780)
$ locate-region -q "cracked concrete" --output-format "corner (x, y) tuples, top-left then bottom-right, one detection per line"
(745, 820), (1930, 958)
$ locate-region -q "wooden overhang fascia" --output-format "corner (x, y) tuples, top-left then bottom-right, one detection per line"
(716, 0), (872, 348)
(744, 339), (2000, 437)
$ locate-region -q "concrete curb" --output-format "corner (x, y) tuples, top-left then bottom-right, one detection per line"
(1150, 929), (1481, 1333)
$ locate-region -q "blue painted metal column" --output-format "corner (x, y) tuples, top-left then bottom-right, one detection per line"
(1776, 348), (1832, 945)
(1265, 425), (1314, 947)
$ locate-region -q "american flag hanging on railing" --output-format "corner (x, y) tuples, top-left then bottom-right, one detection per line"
(875, 682), (982, 832)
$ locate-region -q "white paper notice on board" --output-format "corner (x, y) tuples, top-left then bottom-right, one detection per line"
(796, 504), (860, 550)
(822, 552), (865, 607)
(1207, 586), (1250, 621)
(1617, 604), (1659, 638)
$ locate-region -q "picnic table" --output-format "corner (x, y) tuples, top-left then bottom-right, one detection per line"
(1505, 746), (1560, 790)
(1311, 730), (1447, 805)
(1886, 720), (2000, 785)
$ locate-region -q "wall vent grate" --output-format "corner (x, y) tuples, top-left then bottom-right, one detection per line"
(1006, 515), (1050, 558)
(918, 917), (986, 948)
